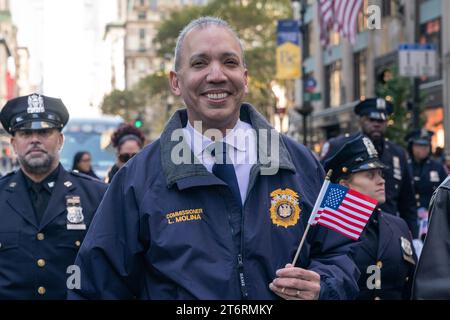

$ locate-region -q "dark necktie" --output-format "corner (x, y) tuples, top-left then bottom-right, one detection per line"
(31, 183), (47, 223)
(212, 142), (243, 251)
(212, 142), (242, 208)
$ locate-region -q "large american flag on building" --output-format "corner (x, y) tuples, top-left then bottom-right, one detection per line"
(318, 0), (363, 47)
(312, 183), (377, 240)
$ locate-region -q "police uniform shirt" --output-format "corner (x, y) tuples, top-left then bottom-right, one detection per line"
(22, 165), (60, 223)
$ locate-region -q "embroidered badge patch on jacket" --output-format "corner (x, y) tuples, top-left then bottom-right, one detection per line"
(270, 188), (300, 228)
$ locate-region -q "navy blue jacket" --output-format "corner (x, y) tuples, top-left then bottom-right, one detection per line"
(321, 133), (418, 238)
(351, 210), (417, 300)
(408, 157), (447, 210)
(68, 104), (360, 300)
(0, 165), (107, 299)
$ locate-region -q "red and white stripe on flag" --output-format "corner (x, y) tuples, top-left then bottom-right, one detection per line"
(318, 0), (363, 46)
(314, 183), (377, 240)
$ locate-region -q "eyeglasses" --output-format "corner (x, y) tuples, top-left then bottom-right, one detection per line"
(118, 153), (137, 163)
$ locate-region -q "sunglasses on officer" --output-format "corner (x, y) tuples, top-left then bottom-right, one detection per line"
(118, 152), (137, 163)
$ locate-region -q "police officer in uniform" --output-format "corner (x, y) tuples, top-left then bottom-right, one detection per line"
(0, 94), (107, 299)
(406, 129), (447, 241)
(324, 134), (417, 300)
(320, 98), (418, 239)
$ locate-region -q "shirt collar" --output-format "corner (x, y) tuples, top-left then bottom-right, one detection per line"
(23, 164), (61, 192)
(184, 119), (252, 158)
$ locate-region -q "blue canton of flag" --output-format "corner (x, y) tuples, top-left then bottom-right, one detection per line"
(321, 185), (347, 209)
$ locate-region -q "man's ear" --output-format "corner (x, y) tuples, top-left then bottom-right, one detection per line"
(10, 135), (16, 151)
(59, 132), (65, 151)
(244, 69), (248, 94)
(169, 70), (181, 96)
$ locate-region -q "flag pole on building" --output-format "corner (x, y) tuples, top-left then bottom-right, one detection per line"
(291, 169), (333, 266)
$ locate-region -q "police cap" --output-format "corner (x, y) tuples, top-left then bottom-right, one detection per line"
(405, 128), (433, 146)
(323, 134), (387, 182)
(0, 93), (69, 134)
(354, 97), (394, 121)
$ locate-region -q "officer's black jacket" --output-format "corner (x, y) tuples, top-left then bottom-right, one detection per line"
(413, 175), (450, 299)
(351, 210), (416, 300)
(0, 165), (107, 299)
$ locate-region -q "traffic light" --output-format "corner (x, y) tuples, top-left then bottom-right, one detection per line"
(134, 115), (143, 128)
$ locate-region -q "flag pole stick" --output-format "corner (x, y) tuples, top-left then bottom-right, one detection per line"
(291, 169), (333, 266)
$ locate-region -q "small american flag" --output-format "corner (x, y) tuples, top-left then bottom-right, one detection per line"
(312, 183), (377, 240)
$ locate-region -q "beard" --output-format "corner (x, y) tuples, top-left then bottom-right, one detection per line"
(19, 152), (56, 175)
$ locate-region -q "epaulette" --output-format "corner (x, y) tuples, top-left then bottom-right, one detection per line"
(69, 170), (106, 185)
(0, 170), (17, 181)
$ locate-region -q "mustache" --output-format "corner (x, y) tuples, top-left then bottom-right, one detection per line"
(26, 146), (47, 155)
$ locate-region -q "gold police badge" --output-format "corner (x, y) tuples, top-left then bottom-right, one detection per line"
(270, 188), (300, 228)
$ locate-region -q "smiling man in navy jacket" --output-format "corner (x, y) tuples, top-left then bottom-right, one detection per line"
(68, 17), (359, 300)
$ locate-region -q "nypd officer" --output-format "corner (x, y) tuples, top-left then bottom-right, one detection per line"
(0, 93), (107, 299)
(324, 134), (417, 300)
(320, 98), (418, 240)
(406, 129), (447, 241)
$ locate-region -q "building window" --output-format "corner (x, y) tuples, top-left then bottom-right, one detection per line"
(324, 60), (342, 108)
(139, 29), (146, 52)
(357, 0), (369, 33)
(420, 18), (442, 81)
(382, 0), (400, 17)
(139, 29), (146, 40)
(138, 11), (146, 20)
(150, 0), (158, 11)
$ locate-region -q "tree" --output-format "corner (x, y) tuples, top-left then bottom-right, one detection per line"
(376, 67), (426, 148)
(153, 0), (292, 117)
(100, 89), (141, 122)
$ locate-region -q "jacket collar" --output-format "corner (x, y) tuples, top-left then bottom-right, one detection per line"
(5, 170), (39, 228)
(160, 103), (296, 188)
(377, 211), (394, 258)
(5, 165), (77, 230)
(39, 167), (77, 229)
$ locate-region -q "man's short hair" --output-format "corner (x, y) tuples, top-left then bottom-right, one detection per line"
(173, 16), (246, 71)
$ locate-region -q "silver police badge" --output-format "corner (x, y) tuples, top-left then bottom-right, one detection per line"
(420, 128), (429, 139)
(27, 94), (45, 114)
(376, 98), (386, 110)
(66, 196), (86, 230)
(67, 206), (84, 224)
(401, 236), (416, 264)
